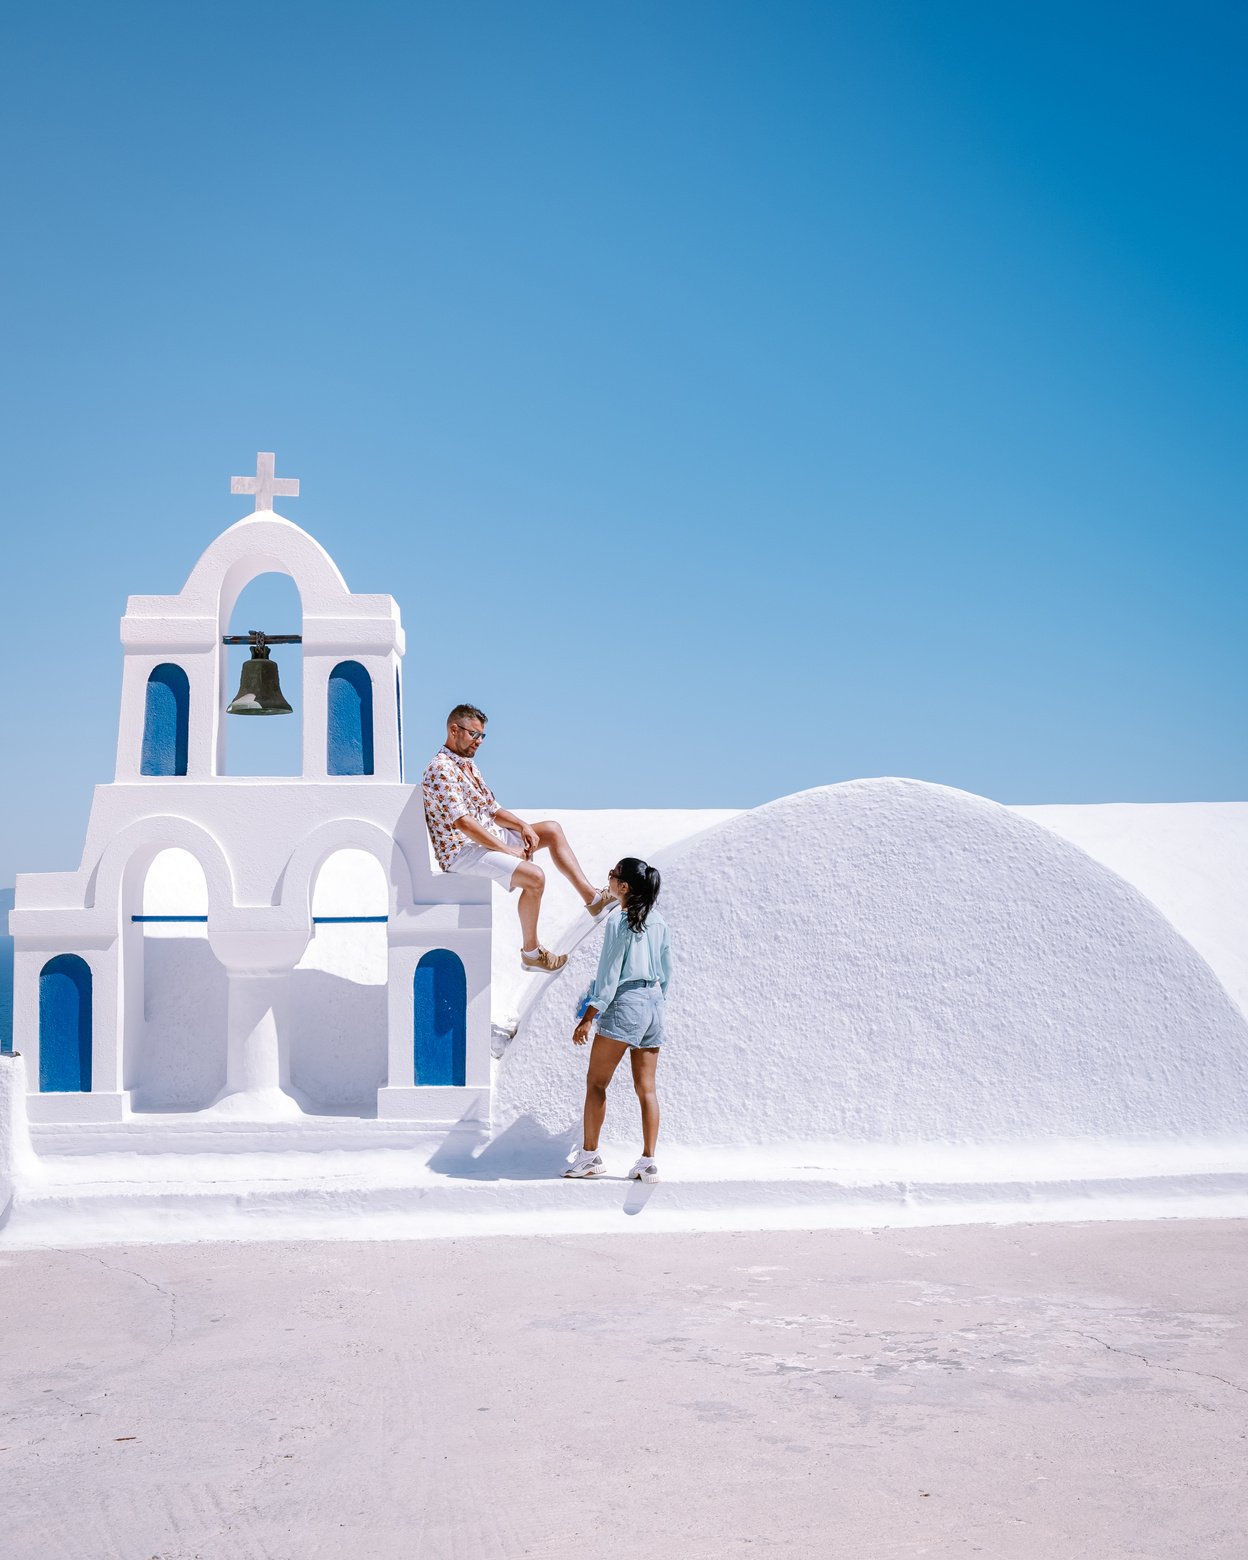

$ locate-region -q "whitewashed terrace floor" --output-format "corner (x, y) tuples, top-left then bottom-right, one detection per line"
(6, 1136), (1248, 1248)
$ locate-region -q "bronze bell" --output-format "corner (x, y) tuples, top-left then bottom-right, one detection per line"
(227, 642), (293, 716)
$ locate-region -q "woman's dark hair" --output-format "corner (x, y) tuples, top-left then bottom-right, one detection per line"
(614, 857), (661, 933)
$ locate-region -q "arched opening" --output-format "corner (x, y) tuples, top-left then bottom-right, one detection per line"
(141, 663), (190, 776)
(292, 848), (389, 1110)
(414, 950), (466, 1087)
(128, 847), (227, 1110)
(39, 955), (92, 1092)
(327, 661), (375, 776)
(223, 572), (303, 776)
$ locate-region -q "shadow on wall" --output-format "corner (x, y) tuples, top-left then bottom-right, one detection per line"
(133, 938), (229, 1111)
(290, 969), (387, 1109)
(0, 888), (12, 1055)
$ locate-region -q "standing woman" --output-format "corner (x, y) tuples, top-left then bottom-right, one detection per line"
(564, 857), (671, 1183)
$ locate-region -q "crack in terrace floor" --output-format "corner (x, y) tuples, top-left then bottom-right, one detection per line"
(1070, 1329), (1248, 1399)
(54, 1249), (179, 1352)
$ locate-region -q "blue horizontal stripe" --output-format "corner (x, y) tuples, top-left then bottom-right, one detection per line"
(130, 914), (389, 925)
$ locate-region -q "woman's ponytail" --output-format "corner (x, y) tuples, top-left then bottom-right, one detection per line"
(615, 857), (661, 933)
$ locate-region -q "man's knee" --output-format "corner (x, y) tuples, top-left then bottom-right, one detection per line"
(514, 860), (545, 892)
(535, 819), (565, 846)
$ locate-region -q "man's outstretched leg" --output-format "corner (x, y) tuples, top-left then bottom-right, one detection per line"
(529, 820), (610, 914)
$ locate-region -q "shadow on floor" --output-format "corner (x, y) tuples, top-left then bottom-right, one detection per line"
(427, 1114), (581, 1181)
(623, 1181), (655, 1216)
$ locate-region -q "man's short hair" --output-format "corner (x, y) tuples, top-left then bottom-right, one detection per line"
(447, 703), (487, 727)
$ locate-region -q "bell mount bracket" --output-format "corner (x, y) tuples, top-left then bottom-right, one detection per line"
(222, 630), (303, 659)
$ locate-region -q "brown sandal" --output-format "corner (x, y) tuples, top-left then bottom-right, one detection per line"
(520, 946), (568, 974)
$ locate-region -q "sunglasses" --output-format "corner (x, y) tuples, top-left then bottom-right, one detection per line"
(452, 724), (486, 742)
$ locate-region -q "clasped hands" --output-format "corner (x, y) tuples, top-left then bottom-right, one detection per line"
(503, 821), (541, 860)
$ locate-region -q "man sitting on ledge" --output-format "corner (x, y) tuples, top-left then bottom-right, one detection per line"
(422, 703), (611, 973)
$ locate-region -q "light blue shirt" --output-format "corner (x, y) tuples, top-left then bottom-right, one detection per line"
(587, 908), (672, 1014)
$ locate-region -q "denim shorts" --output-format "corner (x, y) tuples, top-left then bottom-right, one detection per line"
(597, 979), (665, 1049)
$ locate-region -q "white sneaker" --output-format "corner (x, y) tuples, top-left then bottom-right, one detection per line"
(563, 1149), (605, 1178)
(628, 1157), (659, 1183)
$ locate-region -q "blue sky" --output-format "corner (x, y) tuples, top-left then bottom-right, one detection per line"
(1, 0), (1244, 890)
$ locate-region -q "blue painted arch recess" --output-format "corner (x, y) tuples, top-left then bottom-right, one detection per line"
(141, 663), (190, 776)
(413, 950), (466, 1087)
(39, 955), (92, 1092)
(328, 661), (375, 776)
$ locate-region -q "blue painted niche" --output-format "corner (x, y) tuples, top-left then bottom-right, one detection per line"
(141, 663), (190, 776)
(413, 950), (466, 1087)
(39, 954), (92, 1092)
(327, 661), (374, 776)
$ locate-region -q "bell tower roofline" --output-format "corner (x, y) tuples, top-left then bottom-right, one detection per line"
(112, 505), (407, 783)
(118, 512), (404, 656)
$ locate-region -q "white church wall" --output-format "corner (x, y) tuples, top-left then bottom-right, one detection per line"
(128, 849), (227, 1111)
(290, 850), (389, 1108)
(133, 842), (393, 1110)
(133, 937), (229, 1110)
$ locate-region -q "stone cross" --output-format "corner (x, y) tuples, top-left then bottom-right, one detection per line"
(230, 452), (300, 511)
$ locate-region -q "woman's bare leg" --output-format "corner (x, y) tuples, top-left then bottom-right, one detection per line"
(583, 1035), (629, 1151)
(629, 1046), (660, 1158)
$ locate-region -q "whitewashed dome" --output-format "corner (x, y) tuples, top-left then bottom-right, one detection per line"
(496, 779), (1248, 1148)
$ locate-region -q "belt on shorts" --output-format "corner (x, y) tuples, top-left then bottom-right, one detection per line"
(614, 979), (659, 994)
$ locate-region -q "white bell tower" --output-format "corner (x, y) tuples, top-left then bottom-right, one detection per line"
(9, 456), (491, 1133)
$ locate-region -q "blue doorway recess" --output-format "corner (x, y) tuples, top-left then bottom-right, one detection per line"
(413, 949), (466, 1087)
(39, 954), (93, 1092)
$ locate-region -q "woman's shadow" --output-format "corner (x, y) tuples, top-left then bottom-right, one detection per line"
(428, 1113), (658, 1216)
(426, 1114), (579, 1181)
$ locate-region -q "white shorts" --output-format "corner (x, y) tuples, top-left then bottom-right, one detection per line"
(447, 828), (524, 891)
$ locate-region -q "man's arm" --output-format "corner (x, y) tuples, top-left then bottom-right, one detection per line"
(455, 815), (525, 855)
(491, 807), (540, 858)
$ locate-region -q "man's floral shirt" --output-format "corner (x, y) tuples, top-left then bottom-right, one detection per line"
(421, 745), (505, 870)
